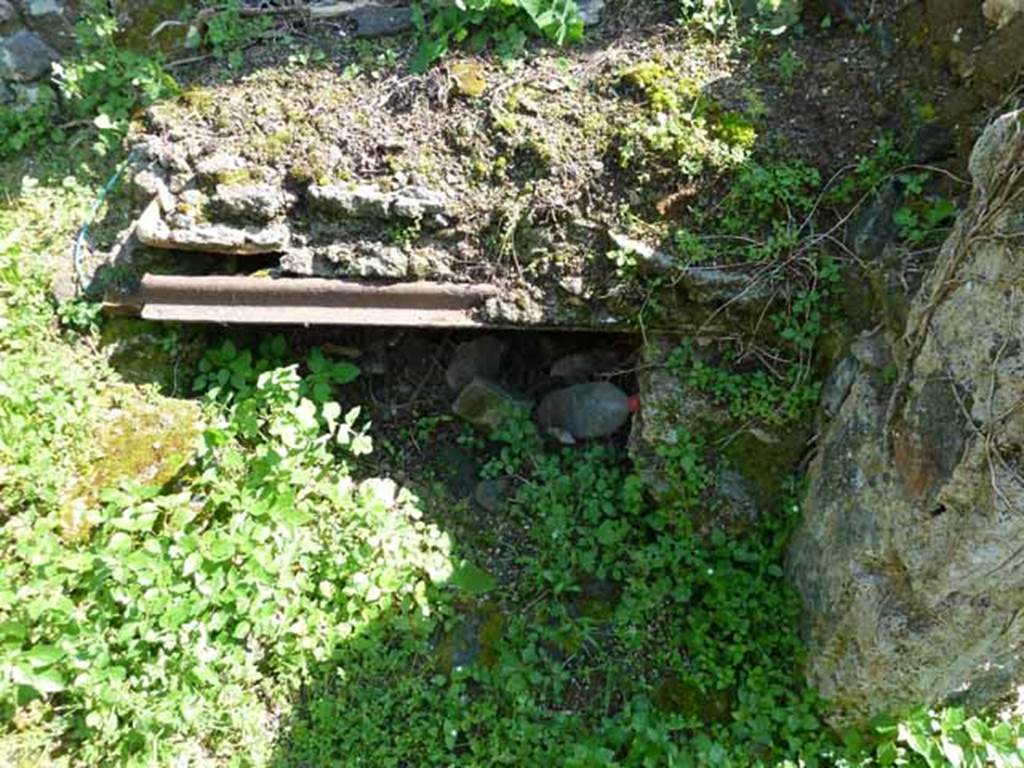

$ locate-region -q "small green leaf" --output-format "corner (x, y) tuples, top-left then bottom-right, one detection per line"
(940, 737), (965, 767)
(0, 621), (27, 641)
(594, 519), (624, 546)
(182, 552), (203, 578)
(107, 531), (133, 552)
(205, 535), (235, 563)
(450, 561), (497, 595)
(24, 645), (64, 668)
(322, 401), (341, 427)
(30, 668), (67, 694)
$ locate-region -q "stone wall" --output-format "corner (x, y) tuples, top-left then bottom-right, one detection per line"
(0, 0), (78, 106)
(786, 110), (1024, 726)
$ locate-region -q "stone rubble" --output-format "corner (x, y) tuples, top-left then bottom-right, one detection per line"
(210, 183), (295, 223)
(446, 336), (507, 392)
(307, 183), (449, 220)
(0, 29), (57, 81)
(135, 199), (291, 254)
(452, 377), (532, 431)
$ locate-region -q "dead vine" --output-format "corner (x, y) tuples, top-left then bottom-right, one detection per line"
(884, 116), (1024, 451)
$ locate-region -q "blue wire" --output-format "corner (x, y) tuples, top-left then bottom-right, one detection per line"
(72, 148), (141, 295)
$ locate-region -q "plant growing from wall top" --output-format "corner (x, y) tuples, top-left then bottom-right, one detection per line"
(411, 0), (584, 71)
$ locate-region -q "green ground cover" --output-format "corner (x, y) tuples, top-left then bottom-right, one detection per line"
(2, 154), (1022, 767)
(1, 1), (1022, 765)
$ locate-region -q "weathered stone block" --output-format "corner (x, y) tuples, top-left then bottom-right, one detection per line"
(0, 29), (57, 81)
(452, 377), (532, 431)
(211, 183), (292, 223)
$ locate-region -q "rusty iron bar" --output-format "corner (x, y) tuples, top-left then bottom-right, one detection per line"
(131, 274), (498, 327)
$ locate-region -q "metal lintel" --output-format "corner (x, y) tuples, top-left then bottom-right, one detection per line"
(131, 274), (497, 327)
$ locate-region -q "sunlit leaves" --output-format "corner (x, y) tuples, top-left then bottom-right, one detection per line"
(411, 0), (583, 70)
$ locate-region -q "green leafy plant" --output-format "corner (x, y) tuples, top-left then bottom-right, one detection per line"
(718, 160), (821, 238)
(0, 282), (452, 762)
(679, 0), (803, 36)
(0, 92), (64, 158)
(55, 297), (103, 335)
(672, 227), (712, 265)
(892, 172), (957, 247)
(656, 429), (712, 510)
(663, 159), (822, 265)
(777, 48), (805, 81)
(410, 0), (584, 71)
(772, 257), (840, 352)
(607, 246), (640, 277)
(55, 11), (178, 155)
(1, 7), (178, 159)
(679, 0), (736, 35)
(668, 340), (822, 427)
(860, 707), (1024, 768)
(0, 242), (107, 513)
(825, 136), (906, 206)
(481, 401), (542, 477)
(202, 0), (274, 69)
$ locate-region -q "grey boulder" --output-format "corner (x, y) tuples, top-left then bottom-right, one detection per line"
(0, 31), (58, 82)
(787, 109), (1024, 726)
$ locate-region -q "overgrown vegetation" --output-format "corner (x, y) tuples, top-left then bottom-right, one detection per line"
(668, 341), (823, 427)
(617, 61), (757, 179)
(679, 0), (804, 36)
(1, 237), (445, 763)
(411, 0), (584, 70)
(2, 1), (1021, 764)
(613, 135), (957, 433)
(1, 0), (582, 158)
(2, 200), (1021, 762)
(201, 0), (275, 70)
(0, 0), (275, 160)
(1, 10), (176, 159)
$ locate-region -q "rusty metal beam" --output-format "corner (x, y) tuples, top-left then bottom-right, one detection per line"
(131, 274), (498, 327)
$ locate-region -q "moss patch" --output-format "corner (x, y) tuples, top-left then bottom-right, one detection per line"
(59, 388), (200, 540)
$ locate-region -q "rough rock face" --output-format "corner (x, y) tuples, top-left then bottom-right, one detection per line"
(0, 0), (77, 105)
(983, 0), (1023, 28)
(629, 337), (809, 535)
(0, 29), (57, 81)
(787, 110), (1024, 725)
(897, 0), (1024, 120)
